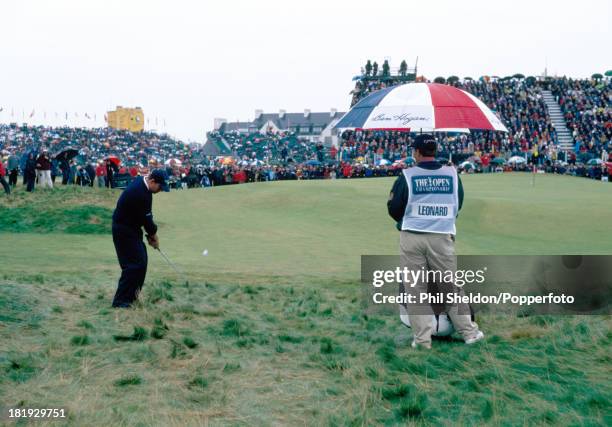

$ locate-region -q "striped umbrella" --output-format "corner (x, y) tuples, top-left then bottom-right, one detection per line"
(335, 83), (508, 132)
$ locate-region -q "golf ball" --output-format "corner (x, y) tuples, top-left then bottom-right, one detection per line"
(202, 249), (208, 256)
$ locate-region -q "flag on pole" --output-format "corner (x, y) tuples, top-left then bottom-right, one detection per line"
(0, 107), (3, 112)
(29, 109), (35, 118)
(104, 113), (108, 122)
(65, 112), (68, 120)
(85, 113), (90, 119)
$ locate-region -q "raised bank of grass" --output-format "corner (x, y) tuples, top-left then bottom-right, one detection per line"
(0, 174), (611, 426)
(0, 185), (115, 234)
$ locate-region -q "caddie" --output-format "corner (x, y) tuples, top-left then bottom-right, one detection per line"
(387, 134), (484, 349)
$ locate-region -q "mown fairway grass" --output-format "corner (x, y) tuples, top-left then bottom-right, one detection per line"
(1, 174), (611, 426)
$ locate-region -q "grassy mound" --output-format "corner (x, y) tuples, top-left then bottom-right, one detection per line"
(0, 186), (114, 234)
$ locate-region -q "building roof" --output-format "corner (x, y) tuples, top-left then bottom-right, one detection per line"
(219, 122), (252, 132)
(219, 111), (346, 133)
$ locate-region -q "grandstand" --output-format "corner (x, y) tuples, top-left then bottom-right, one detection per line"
(204, 109), (345, 156)
(0, 123), (207, 167)
(341, 61), (610, 165)
(1, 67), (609, 183)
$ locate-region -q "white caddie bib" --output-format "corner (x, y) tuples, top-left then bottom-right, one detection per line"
(401, 165), (459, 234)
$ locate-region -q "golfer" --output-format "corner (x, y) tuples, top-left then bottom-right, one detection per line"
(111, 169), (169, 308)
(387, 135), (484, 349)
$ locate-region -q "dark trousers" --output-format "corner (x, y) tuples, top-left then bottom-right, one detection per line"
(112, 224), (148, 307)
(0, 176), (9, 195)
(9, 169), (18, 186)
(26, 175), (35, 192)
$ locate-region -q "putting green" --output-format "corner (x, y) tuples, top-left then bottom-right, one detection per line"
(1, 173), (611, 286)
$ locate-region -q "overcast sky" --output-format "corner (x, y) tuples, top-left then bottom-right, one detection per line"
(1, 0), (609, 142)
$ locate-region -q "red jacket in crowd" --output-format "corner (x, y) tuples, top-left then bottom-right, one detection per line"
(234, 170), (247, 184)
(0, 162), (5, 177)
(129, 167), (138, 177)
(96, 165), (106, 177)
(342, 164), (352, 178)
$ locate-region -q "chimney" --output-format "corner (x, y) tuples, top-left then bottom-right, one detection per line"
(279, 109), (286, 119)
(330, 108), (337, 118)
(213, 118), (227, 131)
(255, 109), (263, 120)
(304, 109), (311, 118)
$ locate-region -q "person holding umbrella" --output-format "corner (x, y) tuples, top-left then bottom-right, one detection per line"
(387, 134), (484, 349)
(111, 169), (169, 308)
(105, 157), (120, 188)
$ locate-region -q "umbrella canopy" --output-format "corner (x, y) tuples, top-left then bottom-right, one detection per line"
(165, 158), (182, 166)
(587, 158), (603, 166)
(335, 83), (508, 132)
(375, 158), (391, 166)
(54, 148), (79, 162)
(490, 157), (506, 165)
(106, 156), (121, 166)
(459, 161), (475, 170)
(508, 156), (527, 164)
(250, 159), (265, 166)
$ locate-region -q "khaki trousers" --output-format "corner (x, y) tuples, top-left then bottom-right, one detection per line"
(400, 231), (479, 346)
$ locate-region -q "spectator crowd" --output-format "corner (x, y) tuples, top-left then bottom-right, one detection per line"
(1, 74), (610, 196)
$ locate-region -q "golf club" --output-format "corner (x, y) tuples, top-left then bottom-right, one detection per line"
(156, 247), (189, 286)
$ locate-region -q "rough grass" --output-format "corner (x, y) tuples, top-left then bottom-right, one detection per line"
(0, 277), (610, 426)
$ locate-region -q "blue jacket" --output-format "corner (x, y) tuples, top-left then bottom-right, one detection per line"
(112, 176), (158, 236)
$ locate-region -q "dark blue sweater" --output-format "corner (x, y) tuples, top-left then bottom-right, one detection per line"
(112, 176), (158, 236)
